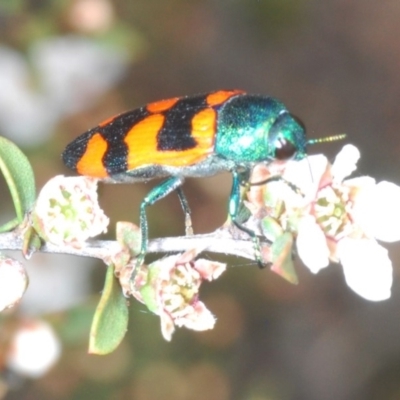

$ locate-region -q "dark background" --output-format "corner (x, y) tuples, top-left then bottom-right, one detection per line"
(1, 1), (400, 399)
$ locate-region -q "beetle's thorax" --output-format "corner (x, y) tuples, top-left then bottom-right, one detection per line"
(214, 94), (307, 163)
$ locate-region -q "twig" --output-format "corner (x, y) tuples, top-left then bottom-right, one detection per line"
(0, 228), (271, 264)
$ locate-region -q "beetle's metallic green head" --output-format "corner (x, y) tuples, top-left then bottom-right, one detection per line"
(268, 111), (346, 162)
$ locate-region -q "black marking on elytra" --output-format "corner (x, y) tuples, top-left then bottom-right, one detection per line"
(62, 130), (93, 172)
(157, 94), (209, 151)
(102, 107), (150, 175)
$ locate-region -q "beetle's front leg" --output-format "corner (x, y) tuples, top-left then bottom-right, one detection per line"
(229, 170), (268, 269)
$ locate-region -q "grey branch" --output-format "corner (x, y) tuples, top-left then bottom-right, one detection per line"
(0, 228), (271, 264)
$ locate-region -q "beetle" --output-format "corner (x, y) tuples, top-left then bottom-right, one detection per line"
(62, 89), (344, 271)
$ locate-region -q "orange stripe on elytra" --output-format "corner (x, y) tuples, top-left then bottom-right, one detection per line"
(124, 114), (165, 169)
(190, 107), (216, 153)
(76, 133), (109, 178)
(125, 110), (215, 169)
(206, 90), (245, 107)
(147, 97), (180, 113)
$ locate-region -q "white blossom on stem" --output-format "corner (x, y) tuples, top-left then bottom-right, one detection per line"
(32, 175), (109, 247)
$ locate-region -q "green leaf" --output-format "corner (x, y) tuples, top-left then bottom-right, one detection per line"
(22, 226), (42, 259)
(89, 265), (129, 355)
(270, 232), (298, 284)
(261, 216), (284, 242)
(0, 136), (36, 232)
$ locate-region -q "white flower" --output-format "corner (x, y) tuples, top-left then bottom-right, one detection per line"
(32, 175), (109, 247)
(129, 249), (226, 341)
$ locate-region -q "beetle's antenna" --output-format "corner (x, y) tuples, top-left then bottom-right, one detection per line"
(306, 134), (345, 181)
(307, 133), (346, 146)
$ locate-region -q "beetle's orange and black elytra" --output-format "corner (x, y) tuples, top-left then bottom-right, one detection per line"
(63, 89), (244, 179)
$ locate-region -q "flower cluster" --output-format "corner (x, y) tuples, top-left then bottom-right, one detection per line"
(246, 144), (400, 301)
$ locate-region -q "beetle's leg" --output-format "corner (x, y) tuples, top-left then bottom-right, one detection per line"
(134, 176), (186, 272)
(176, 187), (193, 236)
(249, 175), (303, 196)
(229, 170), (266, 269)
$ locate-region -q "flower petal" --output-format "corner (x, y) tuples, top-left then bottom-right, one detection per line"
(337, 238), (392, 301)
(370, 181), (400, 242)
(175, 301), (216, 331)
(283, 154), (329, 200)
(344, 176), (376, 189)
(350, 180), (400, 242)
(160, 312), (175, 342)
(194, 259), (226, 281)
(296, 216), (330, 273)
(331, 144), (360, 182)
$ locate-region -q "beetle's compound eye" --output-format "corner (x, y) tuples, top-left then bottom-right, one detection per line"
(269, 112), (306, 161)
(273, 137), (297, 160)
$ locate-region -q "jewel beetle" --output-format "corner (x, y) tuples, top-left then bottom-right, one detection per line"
(62, 89), (345, 270)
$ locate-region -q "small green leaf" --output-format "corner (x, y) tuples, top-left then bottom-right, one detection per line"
(139, 263), (160, 314)
(270, 232), (298, 284)
(0, 136), (36, 232)
(89, 265), (129, 355)
(261, 216), (284, 242)
(22, 226), (42, 259)
(116, 221), (141, 256)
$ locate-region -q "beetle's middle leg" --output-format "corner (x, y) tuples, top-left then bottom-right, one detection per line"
(135, 176), (186, 271)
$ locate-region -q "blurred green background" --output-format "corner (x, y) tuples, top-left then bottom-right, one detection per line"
(2, 1), (400, 399)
